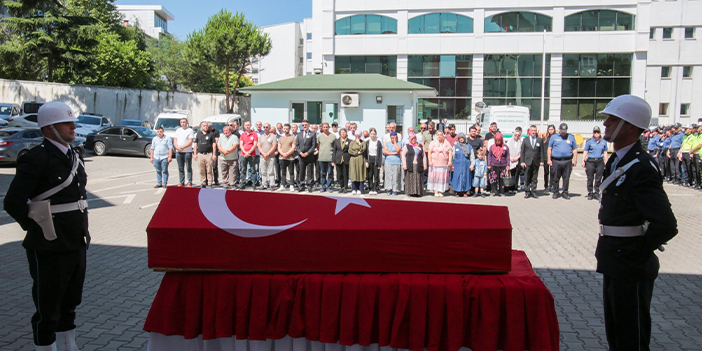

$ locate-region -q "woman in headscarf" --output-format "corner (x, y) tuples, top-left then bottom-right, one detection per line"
(427, 130), (453, 197)
(541, 124), (556, 194)
(383, 132), (402, 195)
(450, 133), (475, 197)
(487, 132), (510, 196)
(401, 133), (427, 197)
(348, 130), (367, 195)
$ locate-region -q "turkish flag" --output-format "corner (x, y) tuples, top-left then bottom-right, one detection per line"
(147, 188), (512, 273)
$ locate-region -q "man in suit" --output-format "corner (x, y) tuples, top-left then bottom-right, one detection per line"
(295, 119), (316, 192)
(520, 124), (543, 198)
(597, 95), (678, 351)
(4, 101), (90, 351)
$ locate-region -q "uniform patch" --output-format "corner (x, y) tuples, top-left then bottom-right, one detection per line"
(616, 174), (626, 187)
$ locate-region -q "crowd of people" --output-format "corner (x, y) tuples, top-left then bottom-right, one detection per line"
(644, 122), (702, 190)
(146, 116), (702, 199)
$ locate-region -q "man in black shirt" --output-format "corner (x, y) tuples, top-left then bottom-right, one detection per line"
(483, 122), (499, 147)
(466, 125), (484, 156)
(193, 121), (218, 188)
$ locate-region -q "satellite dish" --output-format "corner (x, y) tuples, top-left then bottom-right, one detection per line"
(475, 101), (486, 114)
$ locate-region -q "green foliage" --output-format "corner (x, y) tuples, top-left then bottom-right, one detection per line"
(78, 31), (153, 88)
(147, 35), (187, 91)
(183, 9), (271, 112)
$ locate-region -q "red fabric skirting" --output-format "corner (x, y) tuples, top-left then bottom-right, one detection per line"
(144, 250), (559, 351)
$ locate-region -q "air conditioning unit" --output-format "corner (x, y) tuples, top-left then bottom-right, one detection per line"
(340, 93), (359, 108)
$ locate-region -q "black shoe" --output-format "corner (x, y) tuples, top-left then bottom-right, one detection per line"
(587, 193), (594, 200)
(524, 193), (530, 199)
(552, 192), (559, 199)
(481, 193), (486, 198)
(473, 192), (481, 198)
(594, 193), (601, 201)
(562, 192), (570, 200)
(532, 192), (539, 199)
(308, 188), (313, 193)
(543, 189), (550, 195)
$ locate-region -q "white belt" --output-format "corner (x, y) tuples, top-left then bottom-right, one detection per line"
(50, 200), (88, 214)
(599, 224), (646, 237)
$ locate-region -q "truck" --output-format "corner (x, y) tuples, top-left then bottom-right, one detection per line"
(153, 110), (192, 138)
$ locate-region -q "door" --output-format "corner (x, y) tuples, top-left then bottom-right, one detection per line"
(387, 105), (405, 135)
(100, 127), (122, 152)
(120, 128), (138, 153)
(324, 103), (339, 125)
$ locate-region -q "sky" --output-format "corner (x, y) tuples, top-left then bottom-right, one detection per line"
(115, 0), (312, 40)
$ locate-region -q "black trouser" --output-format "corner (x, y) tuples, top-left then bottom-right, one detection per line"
(213, 150), (219, 183)
(279, 159), (295, 187)
(585, 158), (605, 195)
(695, 154), (701, 186)
(682, 152), (694, 185)
(26, 248), (86, 346)
(524, 163), (539, 193)
(367, 156), (381, 191)
(509, 166), (523, 190)
(551, 158), (573, 193)
(336, 163), (349, 191)
(274, 154), (280, 185)
(294, 158), (300, 186)
(543, 163), (551, 190)
(669, 148), (681, 181)
(603, 275), (655, 351)
(313, 155), (321, 186)
(658, 150), (670, 180)
(298, 157), (314, 188)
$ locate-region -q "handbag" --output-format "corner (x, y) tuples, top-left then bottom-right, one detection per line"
(502, 173), (515, 188)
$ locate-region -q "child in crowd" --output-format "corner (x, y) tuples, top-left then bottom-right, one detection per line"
(472, 146), (487, 198)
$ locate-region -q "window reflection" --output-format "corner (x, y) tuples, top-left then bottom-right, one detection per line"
(335, 15), (397, 35)
(408, 13), (473, 34)
(485, 12), (552, 33)
(565, 10), (634, 32)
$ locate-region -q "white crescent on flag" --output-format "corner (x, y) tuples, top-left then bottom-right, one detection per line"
(198, 188), (307, 238)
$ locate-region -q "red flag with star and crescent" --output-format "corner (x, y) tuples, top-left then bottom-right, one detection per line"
(147, 187), (512, 273)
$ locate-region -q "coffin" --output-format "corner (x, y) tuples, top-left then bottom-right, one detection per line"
(146, 188), (512, 273)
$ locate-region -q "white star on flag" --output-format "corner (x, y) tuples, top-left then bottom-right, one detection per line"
(323, 196), (371, 215)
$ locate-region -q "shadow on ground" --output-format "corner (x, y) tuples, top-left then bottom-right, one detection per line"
(0, 241), (701, 350)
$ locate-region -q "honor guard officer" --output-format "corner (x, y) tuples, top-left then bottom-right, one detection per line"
(547, 122), (578, 199)
(4, 101), (89, 351)
(597, 95), (678, 351)
(582, 126), (609, 200)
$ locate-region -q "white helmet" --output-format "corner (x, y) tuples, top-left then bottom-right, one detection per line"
(37, 101), (77, 128)
(599, 95), (651, 130)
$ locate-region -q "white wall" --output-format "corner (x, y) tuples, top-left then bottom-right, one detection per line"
(260, 23), (303, 84)
(0, 79), (250, 126)
(249, 91), (416, 133)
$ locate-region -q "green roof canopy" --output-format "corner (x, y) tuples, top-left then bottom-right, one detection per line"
(241, 74), (437, 97)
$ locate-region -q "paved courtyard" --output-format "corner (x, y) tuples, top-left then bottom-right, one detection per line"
(1, 153), (701, 350)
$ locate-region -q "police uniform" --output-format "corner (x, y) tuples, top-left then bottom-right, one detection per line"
(4, 103), (89, 350)
(659, 132), (671, 180)
(583, 134), (608, 199)
(548, 125), (577, 198)
(668, 126), (684, 183)
(596, 142), (677, 350)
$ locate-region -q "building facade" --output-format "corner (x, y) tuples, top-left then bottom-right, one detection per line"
(116, 5), (174, 39)
(258, 0), (702, 130)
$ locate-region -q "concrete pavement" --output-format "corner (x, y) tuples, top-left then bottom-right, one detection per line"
(1, 153), (701, 350)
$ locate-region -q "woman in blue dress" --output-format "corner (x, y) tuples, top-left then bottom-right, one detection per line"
(450, 133), (475, 197)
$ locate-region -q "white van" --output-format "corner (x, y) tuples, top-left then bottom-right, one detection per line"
(198, 114), (243, 133)
(475, 105), (531, 139)
(153, 110), (191, 138)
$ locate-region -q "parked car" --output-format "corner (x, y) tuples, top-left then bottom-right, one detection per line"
(20, 101), (43, 115)
(0, 119), (8, 128)
(153, 110), (191, 138)
(7, 113), (39, 128)
(197, 114), (243, 133)
(0, 128), (44, 163)
(85, 126), (157, 157)
(75, 114), (112, 132)
(0, 103), (21, 121)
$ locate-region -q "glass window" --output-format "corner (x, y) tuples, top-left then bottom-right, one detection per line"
(439, 55), (456, 77)
(292, 103), (305, 123)
(565, 13), (581, 32)
(456, 55), (472, 77)
(581, 11), (598, 31)
(335, 56), (397, 77)
(351, 16), (365, 35)
(685, 27), (695, 39)
(661, 66), (671, 78)
(519, 12), (535, 32)
(485, 14), (503, 33)
(485, 12), (551, 33)
(306, 52), (312, 60)
(680, 103), (690, 116)
(561, 78), (578, 97)
(408, 56), (424, 77)
(441, 13), (457, 33)
(455, 78), (470, 97)
(597, 54), (615, 76)
(535, 14), (552, 32)
(382, 16), (397, 34)
(596, 78), (614, 98)
(613, 78), (631, 96)
(616, 12), (634, 30)
(613, 54), (632, 76)
(307, 102), (322, 125)
(683, 66), (692, 78)
(335, 56), (350, 74)
(350, 56), (366, 73)
(408, 16), (423, 34)
(366, 56), (382, 74)
(366, 15), (382, 34)
(599, 10), (616, 31)
(335, 17), (350, 35)
(663, 27), (673, 39)
(456, 15), (473, 33)
(307, 33), (312, 40)
(424, 13), (440, 33)
(650, 28), (656, 40)
(659, 103), (669, 116)
(563, 54), (580, 76)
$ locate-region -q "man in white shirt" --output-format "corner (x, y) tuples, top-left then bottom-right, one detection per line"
(173, 118), (194, 187)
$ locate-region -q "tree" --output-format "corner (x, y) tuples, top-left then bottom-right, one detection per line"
(186, 9), (271, 112)
(79, 31), (153, 88)
(148, 35), (187, 91)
